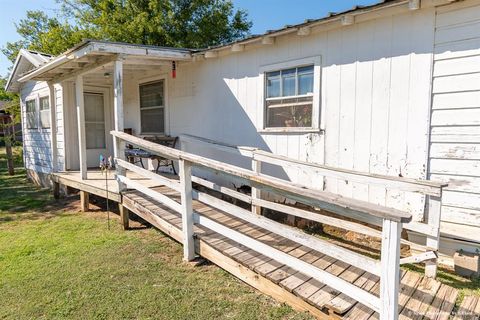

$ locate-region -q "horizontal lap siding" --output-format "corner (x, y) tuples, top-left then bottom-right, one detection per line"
(429, 1), (480, 227)
(21, 81), (52, 174)
(20, 81), (65, 174)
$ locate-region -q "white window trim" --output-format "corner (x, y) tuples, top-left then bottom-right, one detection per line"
(39, 95), (51, 129)
(258, 56), (322, 133)
(137, 74), (169, 136)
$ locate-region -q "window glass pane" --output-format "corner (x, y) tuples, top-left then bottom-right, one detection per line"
(266, 71), (280, 98)
(85, 123), (106, 149)
(282, 68), (296, 97)
(26, 100), (36, 112)
(40, 110), (50, 128)
(298, 72), (314, 95)
(27, 113), (36, 129)
(84, 94), (104, 122)
(141, 107), (164, 133)
(39, 97), (50, 111)
(140, 81), (164, 108)
(266, 97), (313, 128)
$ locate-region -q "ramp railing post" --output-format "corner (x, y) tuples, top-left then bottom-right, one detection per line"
(180, 159), (195, 261)
(425, 194), (442, 278)
(379, 218), (401, 320)
(251, 157), (262, 215)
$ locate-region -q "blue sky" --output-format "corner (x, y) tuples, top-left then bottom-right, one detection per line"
(0, 0), (378, 78)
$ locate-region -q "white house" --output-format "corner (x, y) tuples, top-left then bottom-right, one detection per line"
(5, 0), (480, 267)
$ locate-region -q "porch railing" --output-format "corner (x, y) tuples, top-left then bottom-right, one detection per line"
(111, 130), (445, 320)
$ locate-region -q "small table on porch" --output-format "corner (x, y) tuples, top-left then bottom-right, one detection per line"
(124, 136), (177, 175)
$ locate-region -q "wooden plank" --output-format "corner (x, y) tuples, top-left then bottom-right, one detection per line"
(113, 59), (126, 192)
(308, 265), (364, 309)
(399, 277), (442, 320)
(194, 213), (381, 313)
(424, 284), (458, 320)
(400, 251), (437, 265)
(193, 190), (382, 276)
(197, 238), (329, 320)
(116, 158), (181, 192)
(191, 175), (251, 203)
(294, 257), (346, 302)
(118, 175), (181, 213)
(251, 158), (262, 215)
(327, 272), (379, 314)
(425, 196), (441, 278)
(179, 160), (194, 261)
(279, 252), (326, 292)
(122, 196), (182, 242)
(453, 295), (480, 320)
(253, 150), (444, 196)
(379, 219), (401, 320)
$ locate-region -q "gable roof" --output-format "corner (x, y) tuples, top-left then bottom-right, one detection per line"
(5, 49), (53, 92)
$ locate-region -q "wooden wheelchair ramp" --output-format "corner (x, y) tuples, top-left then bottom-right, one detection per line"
(122, 187), (459, 320)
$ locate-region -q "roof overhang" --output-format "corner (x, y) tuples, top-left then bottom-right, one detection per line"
(197, 0), (457, 57)
(16, 40), (193, 84)
(5, 49), (53, 92)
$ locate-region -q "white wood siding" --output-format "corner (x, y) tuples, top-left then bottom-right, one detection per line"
(21, 81), (51, 174)
(128, 9), (435, 220)
(20, 81), (65, 174)
(428, 0), (480, 228)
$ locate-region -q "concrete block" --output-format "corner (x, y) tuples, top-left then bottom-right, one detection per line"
(454, 250), (480, 277)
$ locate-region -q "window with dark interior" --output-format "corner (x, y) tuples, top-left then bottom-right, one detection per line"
(265, 65), (314, 128)
(25, 99), (37, 129)
(139, 80), (165, 134)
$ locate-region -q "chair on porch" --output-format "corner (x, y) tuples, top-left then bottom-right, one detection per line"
(124, 129), (177, 175)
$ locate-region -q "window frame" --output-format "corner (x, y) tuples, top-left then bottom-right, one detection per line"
(39, 95), (51, 129)
(25, 98), (38, 129)
(259, 56), (322, 133)
(138, 78), (167, 135)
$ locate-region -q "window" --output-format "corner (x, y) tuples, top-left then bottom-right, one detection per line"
(265, 65), (314, 128)
(139, 80), (165, 134)
(25, 99), (37, 129)
(39, 96), (50, 128)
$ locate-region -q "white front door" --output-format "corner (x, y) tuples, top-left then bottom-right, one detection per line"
(84, 92), (110, 168)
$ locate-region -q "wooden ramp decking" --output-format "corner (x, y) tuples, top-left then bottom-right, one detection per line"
(121, 186), (463, 320)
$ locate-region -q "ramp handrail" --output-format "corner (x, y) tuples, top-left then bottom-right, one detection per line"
(112, 130), (416, 320)
(179, 133), (446, 278)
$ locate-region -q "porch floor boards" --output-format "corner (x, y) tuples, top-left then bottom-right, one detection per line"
(121, 186), (460, 320)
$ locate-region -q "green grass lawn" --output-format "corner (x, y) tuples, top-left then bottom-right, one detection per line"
(0, 147), (312, 320)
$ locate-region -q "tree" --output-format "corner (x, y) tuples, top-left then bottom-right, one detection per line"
(2, 10), (91, 63)
(2, 0), (252, 63)
(0, 77), (20, 175)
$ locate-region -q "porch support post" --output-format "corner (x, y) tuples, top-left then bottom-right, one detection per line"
(48, 83), (57, 172)
(379, 219), (401, 320)
(75, 75), (87, 180)
(113, 58), (128, 227)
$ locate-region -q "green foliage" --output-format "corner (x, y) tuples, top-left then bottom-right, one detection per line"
(2, 0), (252, 64)
(2, 10), (91, 63)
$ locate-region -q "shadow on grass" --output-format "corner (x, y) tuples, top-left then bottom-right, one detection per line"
(0, 167), (82, 224)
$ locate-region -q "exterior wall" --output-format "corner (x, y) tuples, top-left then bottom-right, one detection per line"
(124, 8), (436, 220)
(20, 80), (64, 184)
(428, 1), (480, 230)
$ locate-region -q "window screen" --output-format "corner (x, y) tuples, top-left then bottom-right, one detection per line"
(140, 80), (165, 134)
